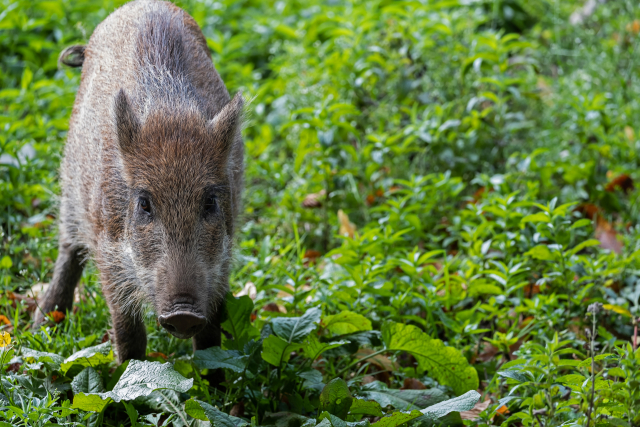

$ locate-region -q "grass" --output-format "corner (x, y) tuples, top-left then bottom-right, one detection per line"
(2, 0), (640, 426)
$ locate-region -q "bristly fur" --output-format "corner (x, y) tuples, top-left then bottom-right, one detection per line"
(36, 0), (245, 366)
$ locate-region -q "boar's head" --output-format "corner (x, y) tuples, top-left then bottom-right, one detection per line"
(113, 89), (243, 339)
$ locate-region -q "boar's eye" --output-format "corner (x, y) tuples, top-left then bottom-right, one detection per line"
(138, 196), (151, 215)
(204, 194), (218, 216)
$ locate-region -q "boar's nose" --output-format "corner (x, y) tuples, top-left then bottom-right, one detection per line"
(158, 311), (206, 338)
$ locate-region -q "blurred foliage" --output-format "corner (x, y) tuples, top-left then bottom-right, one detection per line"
(2, 0), (640, 425)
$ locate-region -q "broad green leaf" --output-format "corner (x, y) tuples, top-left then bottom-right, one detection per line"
(301, 334), (348, 360)
(320, 378), (353, 420)
(222, 293), (260, 351)
(382, 323), (479, 395)
(323, 311), (372, 336)
(318, 411), (348, 427)
(566, 239), (600, 257)
(349, 398), (383, 417)
(263, 412), (315, 427)
(71, 367), (105, 395)
(22, 348), (64, 370)
(194, 347), (246, 373)
(72, 360), (193, 412)
(185, 399), (248, 427)
(61, 341), (113, 374)
(360, 381), (447, 410)
(524, 245), (556, 261)
(370, 410), (423, 427)
(521, 212), (550, 224)
(298, 369), (324, 389)
(261, 335), (302, 367)
(272, 306), (322, 343)
(419, 391), (481, 420)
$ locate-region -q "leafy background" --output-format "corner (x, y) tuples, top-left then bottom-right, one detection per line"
(2, 0), (640, 426)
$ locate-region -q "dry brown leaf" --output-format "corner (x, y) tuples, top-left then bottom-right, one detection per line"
(277, 284), (295, 298)
(338, 209), (356, 238)
(605, 174), (634, 193)
(575, 203), (601, 220)
(302, 190), (326, 209)
(625, 126), (636, 142)
(230, 402), (245, 417)
(355, 348), (398, 372)
(147, 352), (168, 360)
(496, 405), (510, 415)
(0, 315), (10, 326)
(49, 311), (65, 324)
(303, 250), (321, 265)
(263, 302), (287, 313)
(460, 399), (491, 421)
(596, 219), (623, 254)
(235, 281), (257, 300)
(366, 194), (375, 206)
(361, 375), (376, 385)
(402, 378), (426, 390)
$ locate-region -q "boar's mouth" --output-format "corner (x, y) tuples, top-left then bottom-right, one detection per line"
(158, 310), (206, 339)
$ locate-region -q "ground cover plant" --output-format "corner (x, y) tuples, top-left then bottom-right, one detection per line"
(2, 0), (640, 425)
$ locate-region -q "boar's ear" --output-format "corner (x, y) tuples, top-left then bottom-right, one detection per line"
(207, 92), (244, 157)
(114, 89), (140, 155)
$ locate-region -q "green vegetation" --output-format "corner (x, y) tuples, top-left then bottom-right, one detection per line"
(2, 0), (640, 425)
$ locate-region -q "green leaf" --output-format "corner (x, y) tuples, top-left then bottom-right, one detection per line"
(298, 369), (324, 389)
(524, 245), (556, 261)
(194, 347), (246, 373)
(349, 398), (383, 417)
(222, 293), (260, 351)
(72, 360), (193, 412)
(382, 323), (479, 395)
(301, 334), (348, 360)
(22, 348), (64, 370)
(320, 378), (353, 420)
(0, 256), (12, 269)
(323, 311), (372, 336)
(419, 390), (481, 420)
(370, 410), (423, 427)
(185, 399), (248, 427)
(521, 212), (550, 224)
(565, 239), (601, 257)
(71, 367), (105, 395)
(60, 341), (113, 374)
(360, 381), (447, 410)
(272, 306), (322, 343)
(261, 335), (302, 367)
(318, 411), (348, 427)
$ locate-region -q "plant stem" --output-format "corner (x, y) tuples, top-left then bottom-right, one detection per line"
(585, 311), (597, 427)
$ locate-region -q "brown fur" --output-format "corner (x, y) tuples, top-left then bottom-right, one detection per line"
(36, 0), (244, 365)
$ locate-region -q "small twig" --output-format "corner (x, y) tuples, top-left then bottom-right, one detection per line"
(633, 317), (638, 352)
(584, 303), (602, 427)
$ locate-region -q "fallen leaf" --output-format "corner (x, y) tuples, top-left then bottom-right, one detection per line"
(625, 126), (636, 142)
(338, 210), (356, 238)
(355, 348), (398, 372)
(0, 315), (10, 326)
(402, 378), (426, 390)
(595, 219), (623, 254)
(575, 203), (601, 220)
(147, 352), (168, 360)
(605, 174), (634, 193)
(523, 283), (540, 297)
(277, 284), (295, 298)
(303, 250), (321, 265)
(460, 399), (491, 421)
(263, 302), (287, 314)
(496, 405), (510, 415)
(49, 311), (66, 323)
(627, 20), (640, 35)
(366, 194), (375, 206)
(235, 282), (257, 300)
(302, 190), (326, 209)
(361, 375), (376, 385)
(230, 402), (245, 417)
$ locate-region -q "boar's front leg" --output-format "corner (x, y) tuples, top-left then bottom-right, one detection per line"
(34, 237), (85, 326)
(102, 273), (148, 363)
(192, 300), (225, 387)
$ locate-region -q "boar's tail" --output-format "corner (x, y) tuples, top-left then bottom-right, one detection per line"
(58, 44), (86, 68)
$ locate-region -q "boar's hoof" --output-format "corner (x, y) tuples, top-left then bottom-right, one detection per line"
(158, 311), (206, 339)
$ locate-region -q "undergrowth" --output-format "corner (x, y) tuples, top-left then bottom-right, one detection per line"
(2, 0), (640, 426)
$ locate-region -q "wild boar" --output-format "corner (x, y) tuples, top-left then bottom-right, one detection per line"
(35, 0), (244, 367)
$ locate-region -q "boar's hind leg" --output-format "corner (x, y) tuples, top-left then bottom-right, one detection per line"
(193, 300), (225, 388)
(102, 280), (148, 363)
(34, 240), (85, 326)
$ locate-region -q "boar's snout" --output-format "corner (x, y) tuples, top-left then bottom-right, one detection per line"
(158, 311), (206, 339)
